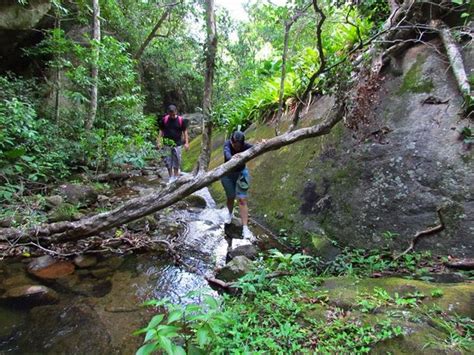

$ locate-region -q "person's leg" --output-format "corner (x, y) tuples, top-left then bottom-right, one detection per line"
(163, 147), (172, 180)
(236, 169), (254, 240)
(226, 197), (235, 215)
(221, 174), (238, 224)
(238, 198), (248, 225)
(172, 167), (180, 178)
(174, 146), (182, 178)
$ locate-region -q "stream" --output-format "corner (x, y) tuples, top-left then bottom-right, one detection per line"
(0, 172), (241, 354)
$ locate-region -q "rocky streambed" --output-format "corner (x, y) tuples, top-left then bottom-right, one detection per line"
(0, 169), (262, 354)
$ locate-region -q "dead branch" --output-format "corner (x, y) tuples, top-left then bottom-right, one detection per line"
(431, 19), (472, 104)
(0, 102), (344, 245)
(394, 208), (445, 260)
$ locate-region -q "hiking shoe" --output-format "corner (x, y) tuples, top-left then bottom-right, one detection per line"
(167, 176), (177, 185)
(242, 226), (255, 242)
(223, 211), (232, 224)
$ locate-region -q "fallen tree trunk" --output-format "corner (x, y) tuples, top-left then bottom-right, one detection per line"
(431, 19), (472, 104)
(1, 102), (344, 244)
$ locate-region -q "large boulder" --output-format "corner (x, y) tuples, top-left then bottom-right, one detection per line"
(0, 0), (52, 72)
(55, 183), (98, 207)
(0, 0), (51, 30)
(238, 41), (473, 257)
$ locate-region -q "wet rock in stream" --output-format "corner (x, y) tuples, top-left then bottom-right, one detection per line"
(27, 256), (75, 280)
(228, 243), (258, 261)
(1, 285), (59, 307)
(18, 302), (114, 354)
(73, 255), (98, 268)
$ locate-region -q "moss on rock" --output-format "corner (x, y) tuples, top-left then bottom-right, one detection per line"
(399, 54), (434, 94)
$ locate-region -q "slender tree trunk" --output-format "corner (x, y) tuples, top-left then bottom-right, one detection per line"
(290, 0), (326, 131)
(85, 0), (101, 131)
(276, 22), (291, 123)
(134, 5), (175, 60)
(196, 0), (217, 173)
(1, 102), (344, 244)
(53, 13), (61, 124)
(276, 3), (311, 125)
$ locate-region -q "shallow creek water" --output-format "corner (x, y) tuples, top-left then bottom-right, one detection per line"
(0, 175), (236, 354)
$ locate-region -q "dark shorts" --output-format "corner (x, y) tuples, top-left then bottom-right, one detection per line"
(221, 168), (250, 199)
(163, 146), (182, 170)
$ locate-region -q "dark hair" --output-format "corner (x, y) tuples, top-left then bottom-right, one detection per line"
(167, 104), (177, 113)
(231, 131), (245, 144)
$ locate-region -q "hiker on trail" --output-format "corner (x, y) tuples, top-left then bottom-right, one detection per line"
(157, 105), (189, 183)
(221, 131), (255, 241)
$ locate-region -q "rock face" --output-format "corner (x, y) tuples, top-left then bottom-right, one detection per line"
(233, 41), (472, 258)
(0, 0), (52, 73)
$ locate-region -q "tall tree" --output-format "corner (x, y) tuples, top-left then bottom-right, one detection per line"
(276, 2), (311, 123)
(85, 0), (101, 130)
(196, 0), (217, 173)
(133, 2), (178, 61)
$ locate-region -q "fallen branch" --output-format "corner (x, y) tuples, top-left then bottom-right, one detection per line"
(1, 102), (344, 245)
(431, 19), (472, 106)
(394, 208), (445, 260)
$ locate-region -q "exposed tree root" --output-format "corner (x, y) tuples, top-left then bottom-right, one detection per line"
(394, 208), (445, 260)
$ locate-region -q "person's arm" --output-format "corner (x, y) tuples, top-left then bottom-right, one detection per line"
(156, 130), (163, 148)
(223, 141), (233, 161)
(157, 117), (164, 148)
(183, 129), (189, 151)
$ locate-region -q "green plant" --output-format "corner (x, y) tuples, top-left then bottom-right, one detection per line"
(382, 230), (399, 240)
(424, 314), (474, 352)
(136, 293), (231, 355)
(460, 126), (473, 144)
(267, 249), (313, 270)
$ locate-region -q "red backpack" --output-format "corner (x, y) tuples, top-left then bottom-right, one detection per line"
(163, 114), (184, 128)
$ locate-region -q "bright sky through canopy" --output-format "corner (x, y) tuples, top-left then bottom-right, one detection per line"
(215, 0), (288, 22)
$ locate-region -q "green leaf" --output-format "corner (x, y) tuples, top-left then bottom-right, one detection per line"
(157, 335), (174, 355)
(171, 345), (186, 355)
(196, 326), (209, 347)
(203, 295), (218, 309)
(136, 342), (158, 355)
(156, 325), (180, 337)
(166, 310), (183, 324)
(21, 155), (35, 162)
(144, 329), (157, 342)
(3, 148), (26, 159)
(148, 314), (165, 328)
